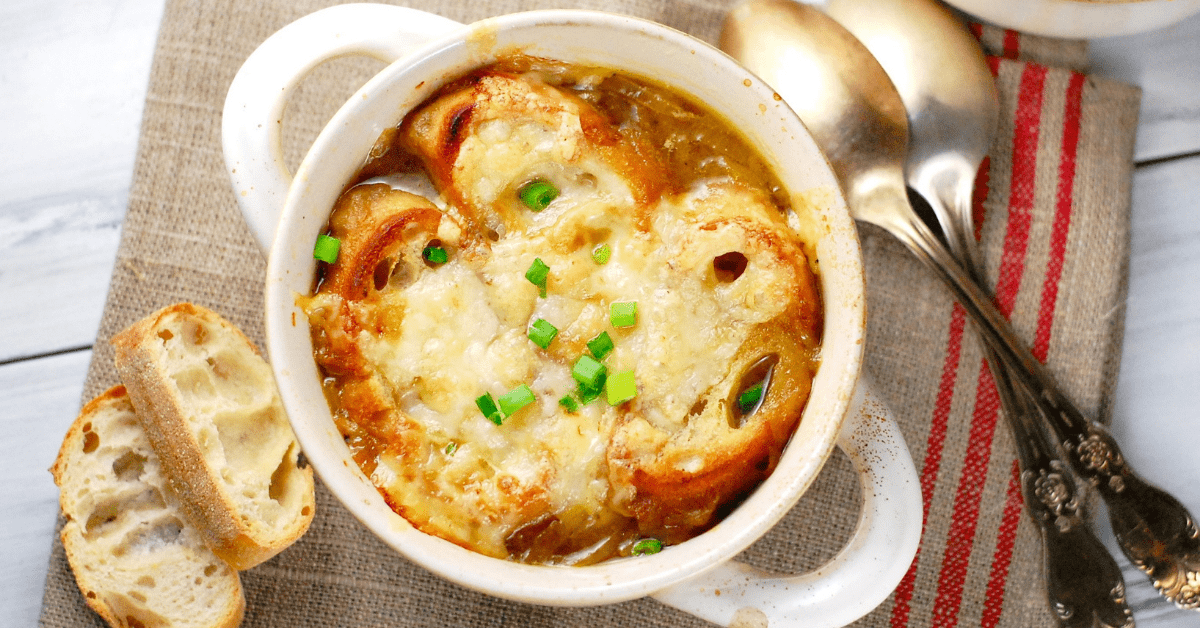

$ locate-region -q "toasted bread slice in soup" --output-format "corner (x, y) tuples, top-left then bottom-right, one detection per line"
(52, 386), (245, 628)
(301, 65), (823, 563)
(112, 303), (315, 570)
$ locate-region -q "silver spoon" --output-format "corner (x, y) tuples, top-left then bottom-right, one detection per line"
(821, 1), (1130, 625)
(822, 0), (1200, 614)
(720, 0), (1200, 620)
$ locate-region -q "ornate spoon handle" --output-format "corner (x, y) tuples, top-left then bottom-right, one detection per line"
(991, 357), (1133, 627)
(1058, 419), (1200, 609)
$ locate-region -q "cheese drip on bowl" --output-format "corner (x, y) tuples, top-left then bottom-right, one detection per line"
(299, 58), (823, 565)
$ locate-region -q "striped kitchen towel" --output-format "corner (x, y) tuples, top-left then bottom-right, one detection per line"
(867, 24), (1139, 628)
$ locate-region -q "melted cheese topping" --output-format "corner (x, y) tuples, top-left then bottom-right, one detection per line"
(302, 65), (822, 564)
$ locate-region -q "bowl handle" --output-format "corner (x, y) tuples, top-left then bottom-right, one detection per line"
(221, 4), (462, 253)
(652, 375), (923, 627)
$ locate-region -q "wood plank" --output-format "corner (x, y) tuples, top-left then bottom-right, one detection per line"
(1098, 154), (1200, 627)
(1091, 11), (1200, 163)
(0, 193), (123, 362)
(1114, 155), (1200, 496)
(0, 349), (91, 628)
(0, 0), (164, 362)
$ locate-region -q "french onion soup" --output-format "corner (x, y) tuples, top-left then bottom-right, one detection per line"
(298, 57), (824, 565)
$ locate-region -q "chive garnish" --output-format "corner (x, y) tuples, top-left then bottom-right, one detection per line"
(592, 243), (611, 265)
(738, 383), (765, 414)
(610, 301), (638, 328)
(313, 234), (340, 263)
(559, 395), (580, 413)
(528, 319), (558, 349)
(525, 258), (550, 297)
(587, 331), (614, 360)
(518, 179), (559, 211)
(445, 442), (458, 455)
(578, 381), (604, 405)
(498, 384), (536, 416)
(606, 369), (637, 405)
(475, 393), (503, 425)
(423, 245), (448, 264)
(572, 355), (607, 390)
(631, 538), (663, 556)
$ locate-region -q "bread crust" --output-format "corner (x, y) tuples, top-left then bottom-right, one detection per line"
(111, 303), (315, 570)
(53, 386), (245, 628)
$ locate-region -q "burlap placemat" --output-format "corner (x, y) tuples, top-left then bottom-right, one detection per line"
(38, 2), (1140, 626)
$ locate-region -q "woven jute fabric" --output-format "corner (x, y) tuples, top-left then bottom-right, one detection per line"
(39, 2), (1140, 627)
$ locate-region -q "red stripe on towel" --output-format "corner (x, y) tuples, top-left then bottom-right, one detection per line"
(1003, 30), (1021, 59)
(994, 65), (1048, 317)
(982, 461), (1025, 627)
(984, 66), (1085, 626)
(981, 71), (1086, 624)
(926, 63), (1048, 627)
(932, 359), (1005, 626)
(973, 156), (992, 243)
(889, 303), (969, 627)
(1034, 71), (1085, 361)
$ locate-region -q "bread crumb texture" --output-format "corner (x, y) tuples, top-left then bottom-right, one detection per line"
(153, 312), (307, 528)
(112, 303), (315, 570)
(52, 386), (245, 628)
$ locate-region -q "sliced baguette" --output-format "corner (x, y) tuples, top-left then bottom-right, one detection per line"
(51, 386), (245, 628)
(111, 303), (315, 570)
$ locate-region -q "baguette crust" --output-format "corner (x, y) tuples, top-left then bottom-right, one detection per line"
(111, 303), (315, 570)
(52, 386), (245, 628)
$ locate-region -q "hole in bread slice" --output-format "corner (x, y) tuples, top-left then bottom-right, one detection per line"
(114, 516), (184, 556)
(713, 251), (748, 283)
(112, 451), (147, 482)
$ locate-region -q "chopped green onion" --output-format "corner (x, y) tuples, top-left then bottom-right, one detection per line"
(578, 381), (604, 405)
(475, 393), (503, 425)
(518, 179), (559, 211)
(559, 395), (580, 413)
(313, 234), (341, 263)
(631, 538), (663, 556)
(592, 243), (611, 265)
(423, 244), (448, 264)
(498, 384), (536, 416)
(572, 355), (607, 390)
(528, 319), (558, 349)
(525, 258), (550, 298)
(607, 369), (637, 405)
(445, 442), (458, 455)
(610, 301), (638, 328)
(738, 382), (765, 414)
(587, 331), (614, 360)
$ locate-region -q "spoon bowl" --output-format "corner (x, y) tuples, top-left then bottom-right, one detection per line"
(721, 0), (909, 229)
(826, 0), (997, 263)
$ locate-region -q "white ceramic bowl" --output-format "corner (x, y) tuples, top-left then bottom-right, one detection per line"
(222, 6), (921, 627)
(941, 0), (1200, 39)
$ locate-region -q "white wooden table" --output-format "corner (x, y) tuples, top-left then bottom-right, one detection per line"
(2, 1), (1197, 626)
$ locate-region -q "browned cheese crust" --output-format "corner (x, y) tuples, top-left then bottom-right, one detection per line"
(301, 63), (823, 563)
